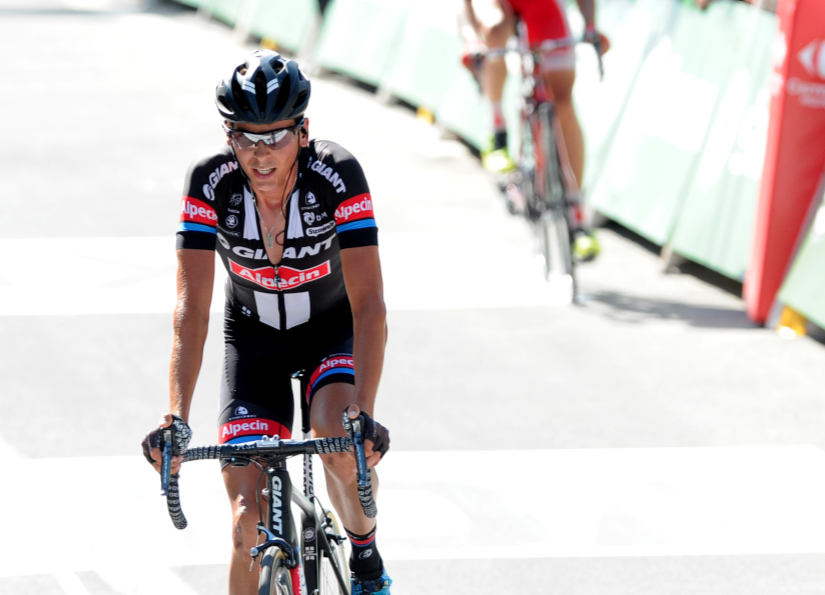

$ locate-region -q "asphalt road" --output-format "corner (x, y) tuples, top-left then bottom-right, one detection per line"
(2, 1), (825, 594)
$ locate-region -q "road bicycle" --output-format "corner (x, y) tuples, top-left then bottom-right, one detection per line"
(484, 36), (604, 304)
(157, 375), (376, 595)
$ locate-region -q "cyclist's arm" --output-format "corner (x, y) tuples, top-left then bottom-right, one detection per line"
(169, 248), (215, 423)
(340, 245), (387, 418)
(463, 0), (482, 37)
(576, 0), (596, 30)
(463, 0), (514, 42)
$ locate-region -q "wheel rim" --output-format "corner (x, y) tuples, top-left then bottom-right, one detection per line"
(272, 564), (291, 595)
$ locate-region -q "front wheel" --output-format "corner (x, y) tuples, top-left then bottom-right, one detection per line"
(319, 510), (351, 594)
(259, 547), (294, 595)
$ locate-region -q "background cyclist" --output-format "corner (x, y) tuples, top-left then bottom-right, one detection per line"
(142, 50), (392, 595)
(462, 0), (609, 261)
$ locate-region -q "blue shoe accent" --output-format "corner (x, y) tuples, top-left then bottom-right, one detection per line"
(351, 568), (392, 595)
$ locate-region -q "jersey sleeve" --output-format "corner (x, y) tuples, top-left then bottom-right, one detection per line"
(330, 152), (378, 250)
(176, 155), (221, 251)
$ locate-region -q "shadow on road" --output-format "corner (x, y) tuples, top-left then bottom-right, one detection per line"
(583, 290), (756, 330)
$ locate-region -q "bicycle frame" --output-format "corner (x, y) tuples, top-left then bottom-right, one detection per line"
(514, 39), (581, 216)
(162, 381), (375, 595)
(246, 374), (350, 595)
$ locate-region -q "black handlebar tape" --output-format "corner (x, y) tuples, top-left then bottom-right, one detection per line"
(357, 467), (377, 518)
(166, 473), (187, 530)
(340, 414), (378, 519)
(313, 437), (352, 454)
(183, 445), (228, 461)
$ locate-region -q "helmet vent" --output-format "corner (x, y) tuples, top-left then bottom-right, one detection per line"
(231, 76), (253, 114)
(274, 75), (291, 114)
(254, 71), (269, 113)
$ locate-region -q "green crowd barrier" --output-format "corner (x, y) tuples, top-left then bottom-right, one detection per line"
(589, 1), (742, 246)
(668, 4), (775, 281)
(199, 0), (244, 26)
(777, 182), (825, 330)
(380, 5), (463, 113)
(576, 0), (678, 194)
(314, 0), (413, 87)
(249, 0), (318, 53)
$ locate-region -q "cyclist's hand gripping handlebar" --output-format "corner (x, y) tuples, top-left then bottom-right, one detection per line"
(342, 410), (378, 518)
(583, 26), (606, 81)
(142, 415), (192, 529)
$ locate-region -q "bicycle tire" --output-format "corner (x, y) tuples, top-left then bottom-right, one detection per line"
(258, 547), (294, 595)
(319, 510), (350, 595)
(535, 105), (577, 300)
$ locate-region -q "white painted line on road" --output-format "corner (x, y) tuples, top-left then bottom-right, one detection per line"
(53, 572), (93, 595)
(94, 565), (205, 595)
(1, 445), (824, 579)
(0, 234), (559, 317)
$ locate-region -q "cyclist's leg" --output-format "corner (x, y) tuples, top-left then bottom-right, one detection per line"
(220, 397), (294, 594)
(223, 465), (269, 595)
(303, 347), (390, 592)
(219, 307), (296, 594)
(543, 67), (583, 188)
(311, 382), (379, 533)
(311, 381), (391, 593)
(542, 59), (601, 261)
(466, 0), (516, 172)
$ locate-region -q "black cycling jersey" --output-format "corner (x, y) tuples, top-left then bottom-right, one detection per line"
(177, 139), (378, 330)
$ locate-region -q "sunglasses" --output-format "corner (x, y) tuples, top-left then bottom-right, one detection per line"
(224, 118), (305, 151)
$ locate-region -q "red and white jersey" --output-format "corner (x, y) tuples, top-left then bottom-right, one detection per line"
(504, 0), (572, 47)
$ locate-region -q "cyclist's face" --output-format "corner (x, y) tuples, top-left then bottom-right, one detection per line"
(227, 118), (309, 194)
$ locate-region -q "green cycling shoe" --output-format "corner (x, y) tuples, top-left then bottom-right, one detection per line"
(572, 229), (601, 262)
(481, 146), (517, 174)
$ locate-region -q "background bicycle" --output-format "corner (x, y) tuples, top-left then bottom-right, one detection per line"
(483, 36), (604, 304)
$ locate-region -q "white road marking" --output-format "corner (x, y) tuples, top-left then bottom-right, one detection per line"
(53, 572), (93, 595)
(0, 445), (824, 579)
(0, 234), (562, 317)
(94, 566), (204, 595)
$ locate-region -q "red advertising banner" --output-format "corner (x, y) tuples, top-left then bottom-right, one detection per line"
(744, 0), (825, 323)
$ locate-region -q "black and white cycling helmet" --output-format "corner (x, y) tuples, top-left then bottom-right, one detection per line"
(215, 50), (311, 124)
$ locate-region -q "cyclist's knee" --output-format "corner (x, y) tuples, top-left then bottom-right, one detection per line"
(544, 68), (576, 103)
(319, 451), (356, 480)
(486, 20), (513, 48)
(229, 493), (259, 552)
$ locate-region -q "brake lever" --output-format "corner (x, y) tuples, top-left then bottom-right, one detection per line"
(160, 428), (173, 496)
(350, 418), (369, 489)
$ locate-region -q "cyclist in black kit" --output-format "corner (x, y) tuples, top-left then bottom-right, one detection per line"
(142, 50), (392, 595)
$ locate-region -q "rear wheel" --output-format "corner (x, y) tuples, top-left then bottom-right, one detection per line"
(534, 105), (576, 301)
(319, 510), (350, 594)
(259, 547), (294, 595)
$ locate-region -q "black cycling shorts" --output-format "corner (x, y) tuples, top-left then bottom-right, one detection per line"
(217, 300), (356, 449)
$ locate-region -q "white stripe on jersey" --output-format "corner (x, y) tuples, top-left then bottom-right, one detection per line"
(287, 189), (304, 239)
(243, 186), (260, 241)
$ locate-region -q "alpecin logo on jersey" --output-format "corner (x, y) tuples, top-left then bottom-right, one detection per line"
(229, 260), (331, 290)
(334, 194), (373, 224)
(181, 196), (218, 226)
(309, 355), (355, 387)
(220, 418), (274, 441)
